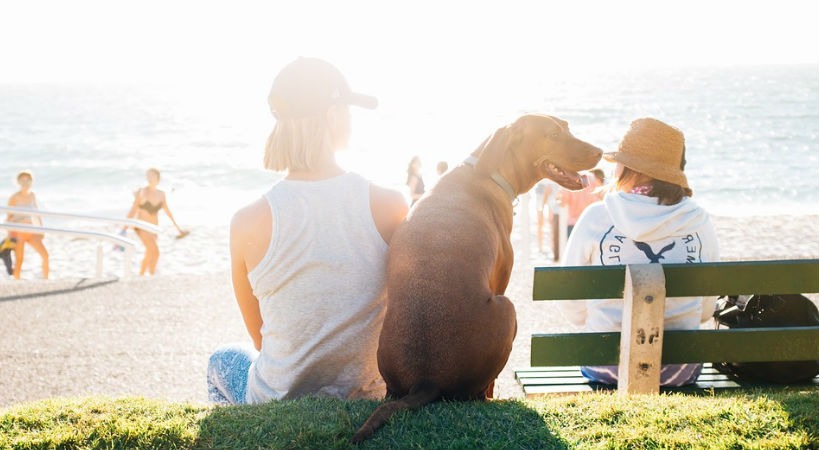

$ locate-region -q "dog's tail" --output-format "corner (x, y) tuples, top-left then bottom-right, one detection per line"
(350, 381), (440, 444)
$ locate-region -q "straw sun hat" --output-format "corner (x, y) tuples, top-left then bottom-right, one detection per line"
(603, 118), (689, 189)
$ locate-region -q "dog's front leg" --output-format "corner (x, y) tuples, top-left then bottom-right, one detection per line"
(490, 240), (514, 294)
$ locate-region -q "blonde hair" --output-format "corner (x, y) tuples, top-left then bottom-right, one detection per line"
(146, 167), (161, 180)
(16, 170), (33, 183)
(264, 116), (334, 172)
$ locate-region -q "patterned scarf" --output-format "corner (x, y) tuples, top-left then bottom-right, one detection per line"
(630, 185), (653, 196)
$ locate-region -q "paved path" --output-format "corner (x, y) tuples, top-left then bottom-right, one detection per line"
(0, 261), (555, 407)
(0, 274), (246, 407)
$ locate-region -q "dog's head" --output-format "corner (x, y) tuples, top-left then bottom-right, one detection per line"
(472, 114), (602, 191)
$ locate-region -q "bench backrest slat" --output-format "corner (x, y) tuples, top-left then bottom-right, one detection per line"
(531, 327), (819, 366)
(533, 259), (819, 300)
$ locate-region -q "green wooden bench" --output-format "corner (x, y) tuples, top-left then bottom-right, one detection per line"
(515, 259), (819, 396)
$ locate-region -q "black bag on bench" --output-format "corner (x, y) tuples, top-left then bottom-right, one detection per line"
(713, 294), (819, 383)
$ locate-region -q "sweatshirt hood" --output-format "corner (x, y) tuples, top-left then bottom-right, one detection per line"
(603, 192), (711, 242)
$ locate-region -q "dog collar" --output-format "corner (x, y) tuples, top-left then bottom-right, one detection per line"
(463, 156), (518, 203)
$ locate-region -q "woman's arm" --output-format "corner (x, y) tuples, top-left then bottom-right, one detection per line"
(126, 189), (141, 219)
(556, 208), (598, 327)
(230, 206), (264, 351)
(7, 193), (17, 222)
(160, 192), (186, 234)
(699, 218), (721, 323)
(31, 193), (43, 226)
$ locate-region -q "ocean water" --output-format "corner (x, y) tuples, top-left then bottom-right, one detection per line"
(0, 64), (817, 279)
(2, 64), (818, 225)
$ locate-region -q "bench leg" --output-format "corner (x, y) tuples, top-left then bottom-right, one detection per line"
(618, 264), (666, 395)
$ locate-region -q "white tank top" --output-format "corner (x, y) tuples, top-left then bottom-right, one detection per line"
(245, 172), (389, 402)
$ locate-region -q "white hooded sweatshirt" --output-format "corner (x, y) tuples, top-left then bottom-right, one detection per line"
(558, 191), (720, 385)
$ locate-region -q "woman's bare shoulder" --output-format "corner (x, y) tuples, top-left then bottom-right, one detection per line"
(370, 184), (407, 213)
(230, 197), (272, 270)
(230, 197), (270, 237)
(8, 191), (32, 204)
(369, 184), (408, 243)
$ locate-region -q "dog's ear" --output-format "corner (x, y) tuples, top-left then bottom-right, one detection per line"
(474, 125), (521, 176)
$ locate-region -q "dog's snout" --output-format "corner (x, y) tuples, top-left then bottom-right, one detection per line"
(587, 143), (604, 163)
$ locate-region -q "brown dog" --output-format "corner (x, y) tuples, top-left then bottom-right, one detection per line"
(351, 114), (602, 443)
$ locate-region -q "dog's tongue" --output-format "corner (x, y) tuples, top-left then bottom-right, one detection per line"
(544, 162), (585, 190)
(560, 172), (585, 190)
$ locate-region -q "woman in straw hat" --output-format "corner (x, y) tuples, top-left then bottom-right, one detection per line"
(558, 118), (720, 387)
(207, 57), (408, 405)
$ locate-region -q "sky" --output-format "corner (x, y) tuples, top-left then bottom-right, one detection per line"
(0, 0), (816, 217)
(1, 0), (817, 88)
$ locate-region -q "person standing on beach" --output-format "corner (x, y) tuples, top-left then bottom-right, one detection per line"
(558, 118), (719, 387)
(124, 168), (188, 276)
(406, 155), (425, 206)
(6, 170), (49, 279)
(436, 160), (448, 177)
(535, 179), (560, 260)
(207, 57), (408, 405)
(557, 168), (605, 237)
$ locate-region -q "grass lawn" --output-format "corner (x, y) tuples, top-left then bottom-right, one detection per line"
(1, 387), (817, 449)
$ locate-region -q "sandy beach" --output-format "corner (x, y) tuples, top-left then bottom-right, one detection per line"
(1, 213), (817, 407)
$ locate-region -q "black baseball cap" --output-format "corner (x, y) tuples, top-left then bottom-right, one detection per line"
(267, 57), (378, 119)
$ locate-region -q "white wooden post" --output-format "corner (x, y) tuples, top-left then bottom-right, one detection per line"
(558, 204), (568, 260)
(520, 193), (530, 263)
(618, 264), (666, 395)
(124, 247), (133, 279)
(96, 242), (103, 278)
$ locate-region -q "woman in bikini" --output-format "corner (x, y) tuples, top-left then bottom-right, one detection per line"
(125, 168), (188, 276)
(7, 170), (49, 279)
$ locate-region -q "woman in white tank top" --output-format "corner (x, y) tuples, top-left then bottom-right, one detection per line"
(207, 58), (408, 404)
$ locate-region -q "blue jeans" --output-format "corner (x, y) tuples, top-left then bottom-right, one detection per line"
(581, 363), (702, 387)
(207, 343), (258, 405)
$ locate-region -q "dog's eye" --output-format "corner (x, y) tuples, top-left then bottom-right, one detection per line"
(545, 131), (559, 139)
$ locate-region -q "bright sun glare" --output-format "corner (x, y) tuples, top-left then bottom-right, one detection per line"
(1, 0), (816, 188)
(2, 0), (816, 84)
